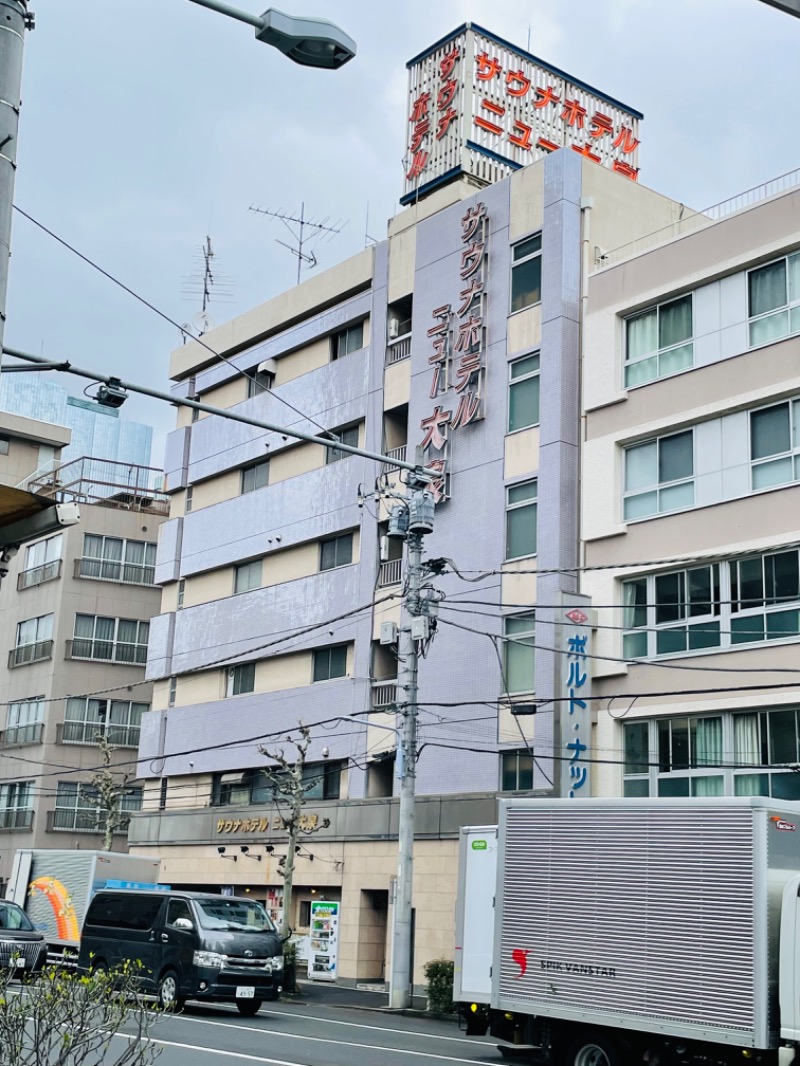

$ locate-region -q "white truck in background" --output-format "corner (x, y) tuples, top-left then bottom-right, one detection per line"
(6, 849), (163, 963)
(455, 798), (800, 1066)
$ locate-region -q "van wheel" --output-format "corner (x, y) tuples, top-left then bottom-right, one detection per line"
(564, 1033), (629, 1066)
(236, 998), (262, 1017)
(158, 970), (184, 1011)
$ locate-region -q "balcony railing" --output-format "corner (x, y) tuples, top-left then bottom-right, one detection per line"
(381, 445), (407, 475)
(48, 809), (131, 834)
(371, 679), (398, 710)
(65, 639), (148, 666)
(8, 640), (53, 669)
(0, 809), (34, 831)
(0, 723), (44, 747)
(17, 559), (62, 591)
(22, 456), (169, 517)
(385, 335), (411, 365)
(58, 720), (141, 748)
(75, 557), (155, 586)
(378, 559), (403, 587)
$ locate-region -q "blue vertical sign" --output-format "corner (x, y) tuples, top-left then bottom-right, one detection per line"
(559, 599), (593, 798)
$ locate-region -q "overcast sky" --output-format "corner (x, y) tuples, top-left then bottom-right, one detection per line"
(4, 0), (800, 462)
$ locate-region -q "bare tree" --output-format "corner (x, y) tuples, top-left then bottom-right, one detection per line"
(0, 961), (162, 1066)
(80, 733), (134, 852)
(258, 723), (330, 939)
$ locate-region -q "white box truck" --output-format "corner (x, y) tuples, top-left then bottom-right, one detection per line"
(6, 849), (163, 963)
(453, 825), (497, 1009)
(456, 797), (800, 1066)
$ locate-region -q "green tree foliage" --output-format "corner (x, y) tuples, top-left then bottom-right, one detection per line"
(424, 958), (455, 1014)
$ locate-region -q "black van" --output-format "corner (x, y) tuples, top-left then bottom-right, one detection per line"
(77, 890), (284, 1015)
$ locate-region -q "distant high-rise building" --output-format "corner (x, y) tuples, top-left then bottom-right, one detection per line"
(0, 376), (152, 473)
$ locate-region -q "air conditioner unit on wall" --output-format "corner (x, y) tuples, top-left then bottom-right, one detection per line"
(388, 319), (399, 340)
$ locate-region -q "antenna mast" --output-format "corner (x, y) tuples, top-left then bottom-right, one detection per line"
(249, 202), (346, 285)
(181, 235), (235, 337)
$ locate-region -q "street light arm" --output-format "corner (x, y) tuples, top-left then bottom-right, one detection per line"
(185, 0), (264, 30)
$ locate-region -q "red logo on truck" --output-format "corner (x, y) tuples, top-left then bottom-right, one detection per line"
(771, 817), (797, 832)
(512, 948), (530, 978)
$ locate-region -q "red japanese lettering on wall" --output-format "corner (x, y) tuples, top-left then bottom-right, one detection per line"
(406, 44), (463, 184)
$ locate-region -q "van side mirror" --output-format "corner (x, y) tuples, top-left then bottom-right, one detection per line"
(173, 917), (194, 930)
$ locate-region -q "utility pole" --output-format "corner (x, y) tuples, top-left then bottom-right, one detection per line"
(388, 454), (436, 1009)
(0, 1), (31, 365)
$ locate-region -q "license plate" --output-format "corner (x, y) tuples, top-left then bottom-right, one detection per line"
(12, 959), (25, 969)
(236, 986), (255, 998)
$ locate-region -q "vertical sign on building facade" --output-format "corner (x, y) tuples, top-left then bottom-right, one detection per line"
(559, 600), (593, 799)
(307, 899), (340, 982)
(403, 23), (642, 204)
(418, 201), (490, 502)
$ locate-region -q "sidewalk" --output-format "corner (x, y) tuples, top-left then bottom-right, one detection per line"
(287, 978), (431, 1015)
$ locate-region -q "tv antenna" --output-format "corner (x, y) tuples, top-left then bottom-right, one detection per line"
(181, 235), (235, 338)
(249, 202), (346, 285)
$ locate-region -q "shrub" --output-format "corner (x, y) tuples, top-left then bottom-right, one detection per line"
(424, 957), (455, 1014)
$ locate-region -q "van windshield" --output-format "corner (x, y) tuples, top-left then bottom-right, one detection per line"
(194, 898), (275, 934)
(0, 903), (35, 932)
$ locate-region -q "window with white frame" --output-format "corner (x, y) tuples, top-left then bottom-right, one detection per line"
(312, 645), (347, 682)
(185, 486), (194, 513)
(5, 698), (44, 745)
(234, 559), (262, 594)
(503, 614), (536, 694)
(241, 459), (269, 495)
(79, 535), (157, 585)
(0, 781), (34, 829)
(177, 579), (185, 608)
(622, 547), (800, 658)
(510, 235), (542, 313)
(624, 295), (693, 388)
(53, 781), (142, 833)
(750, 398), (800, 491)
(71, 615), (149, 665)
(326, 425), (359, 463)
(623, 429), (694, 520)
(63, 697), (146, 747)
(20, 534), (62, 589)
(748, 252), (800, 347)
(332, 321), (365, 360)
(224, 662), (256, 697)
(508, 354), (540, 432)
(320, 533), (353, 572)
(623, 710), (800, 800)
(505, 481), (537, 560)
(168, 676), (177, 707)
(11, 615), (54, 667)
(501, 750), (534, 791)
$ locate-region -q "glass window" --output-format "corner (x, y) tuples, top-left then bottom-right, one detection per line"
(750, 399), (800, 490)
(326, 425), (360, 463)
(625, 295), (693, 387)
(80, 535), (156, 585)
(510, 235), (542, 313)
(332, 322), (365, 360)
(0, 436), (8, 455)
(0, 782), (34, 811)
(177, 579), (185, 608)
(168, 676), (177, 707)
(247, 369), (274, 397)
(624, 430), (694, 520)
(16, 614), (53, 648)
(503, 614), (535, 694)
(748, 253), (800, 347)
(312, 645), (348, 682)
(185, 486), (194, 513)
(623, 722), (649, 775)
(320, 533), (353, 572)
(241, 459), (269, 495)
(225, 663), (256, 697)
(508, 354), (540, 432)
(501, 750), (534, 791)
(72, 616), (149, 665)
(63, 698), (145, 746)
(234, 559), (262, 594)
(506, 481), (537, 560)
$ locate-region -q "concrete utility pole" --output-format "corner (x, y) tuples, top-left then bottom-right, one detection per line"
(388, 460), (436, 1009)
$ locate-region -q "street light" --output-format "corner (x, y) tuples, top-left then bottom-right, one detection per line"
(756, 0), (800, 16)
(185, 1), (357, 68)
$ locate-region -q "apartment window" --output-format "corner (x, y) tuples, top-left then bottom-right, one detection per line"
(320, 533), (353, 572)
(63, 697), (145, 747)
(624, 295), (693, 387)
(168, 676), (177, 707)
(19, 534), (62, 590)
(71, 615), (149, 665)
(185, 486), (194, 513)
(501, 750), (534, 791)
(505, 481), (537, 560)
(241, 459), (269, 495)
(0, 436), (8, 455)
(623, 711), (800, 800)
(332, 321), (364, 360)
(748, 252), (800, 347)
(80, 535), (157, 585)
(750, 398), (800, 491)
(53, 782), (142, 833)
(247, 369), (274, 397)
(225, 662), (256, 697)
(5, 699), (44, 746)
(510, 235), (542, 313)
(312, 645), (348, 682)
(0, 782), (34, 830)
(326, 425), (360, 463)
(503, 614), (536, 694)
(177, 579), (185, 608)
(11, 614), (54, 667)
(508, 354), (540, 432)
(622, 548), (799, 659)
(234, 559), (262, 594)
(242, 760), (343, 805)
(623, 429), (694, 520)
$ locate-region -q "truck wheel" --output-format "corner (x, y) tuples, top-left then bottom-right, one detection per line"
(236, 998), (263, 1017)
(564, 1033), (628, 1066)
(158, 970), (185, 1011)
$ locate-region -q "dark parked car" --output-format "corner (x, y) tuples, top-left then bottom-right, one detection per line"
(0, 900), (47, 979)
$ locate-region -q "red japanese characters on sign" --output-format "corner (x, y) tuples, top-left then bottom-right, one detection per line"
(418, 202), (489, 502)
(406, 43), (463, 184)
